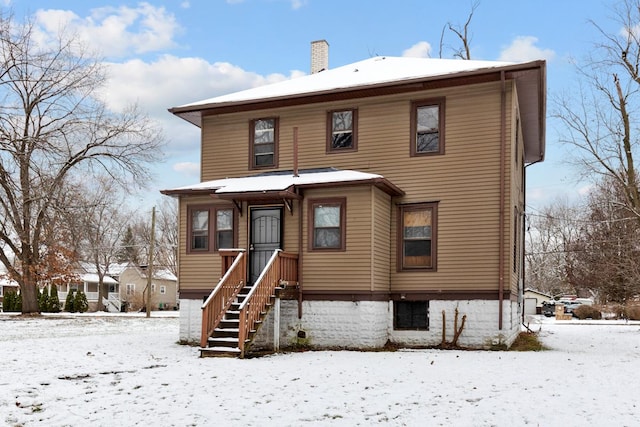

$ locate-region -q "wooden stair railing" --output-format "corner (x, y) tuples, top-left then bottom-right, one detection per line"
(237, 249), (298, 357)
(200, 250), (246, 348)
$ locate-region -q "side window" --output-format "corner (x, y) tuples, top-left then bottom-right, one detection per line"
(327, 109), (357, 152)
(309, 198), (346, 251)
(187, 205), (236, 254)
(250, 117), (278, 169)
(410, 98), (445, 156)
(398, 202), (437, 271)
(394, 301), (429, 330)
(189, 208), (210, 251)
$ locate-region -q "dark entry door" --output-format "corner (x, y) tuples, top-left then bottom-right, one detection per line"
(249, 207), (282, 284)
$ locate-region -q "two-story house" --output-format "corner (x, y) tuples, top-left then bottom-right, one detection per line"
(162, 41), (546, 356)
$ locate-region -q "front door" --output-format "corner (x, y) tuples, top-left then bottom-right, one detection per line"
(249, 207), (282, 284)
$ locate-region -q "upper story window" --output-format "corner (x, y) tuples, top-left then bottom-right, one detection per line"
(410, 98), (445, 156)
(327, 109), (357, 152)
(250, 118), (278, 169)
(188, 205), (236, 254)
(398, 202), (437, 271)
(309, 198), (346, 251)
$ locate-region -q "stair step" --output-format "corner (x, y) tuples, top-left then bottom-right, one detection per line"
(200, 346), (241, 357)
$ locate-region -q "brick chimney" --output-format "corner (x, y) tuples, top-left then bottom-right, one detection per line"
(311, 40), (329, 74)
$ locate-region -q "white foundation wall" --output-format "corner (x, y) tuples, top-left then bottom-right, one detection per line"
(250, 298), (521, 351)
(389, 300), (521, 348)
(179, 298), (202, 343)
(252, 300), (389, 350)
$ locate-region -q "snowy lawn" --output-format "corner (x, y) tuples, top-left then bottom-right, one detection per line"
(1, 313), (639, 427)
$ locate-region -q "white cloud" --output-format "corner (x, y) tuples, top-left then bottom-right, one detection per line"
(291, 0), (308, 9)
(402, 41), (432, 58)
(180, 1), (191, 8)
(173, 162), (200, 177)
(99, 54), (305, 158)
(498, 36), (555, 62)
(577, 184), (593, 196)
(33, 3), (181, 58)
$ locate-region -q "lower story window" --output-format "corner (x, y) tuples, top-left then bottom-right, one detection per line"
(394, 301), (429, 330)
(398, 202), (437, 271)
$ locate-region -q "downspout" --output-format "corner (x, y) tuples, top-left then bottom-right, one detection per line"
(498, 71), (506, 330)
(297, 189), (304, 319)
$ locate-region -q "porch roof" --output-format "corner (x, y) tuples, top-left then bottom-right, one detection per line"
(160, 168), (404, 198)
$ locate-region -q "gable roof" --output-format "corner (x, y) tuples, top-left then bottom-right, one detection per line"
(169, 56), (546, 163)
(161, 168), (404, 198)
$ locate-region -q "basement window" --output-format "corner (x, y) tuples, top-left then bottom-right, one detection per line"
(394, 301), (429, 330)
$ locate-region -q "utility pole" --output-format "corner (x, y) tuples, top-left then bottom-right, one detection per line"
(145, 206), (156, 319)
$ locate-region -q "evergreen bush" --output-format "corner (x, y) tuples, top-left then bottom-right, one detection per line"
(3, 291), (22, 312)
(38, 287), (50, 312)
(49, 285), (61, 313)
(573, 304), (602, 320)
(65, 290), (76, 313)
(74, 290), (89, 313)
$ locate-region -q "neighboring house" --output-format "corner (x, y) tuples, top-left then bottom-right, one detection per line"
(111, 263), (178, 311)
(162, 41), (546, 355)
(58, 261), (120, 312)
(523, 288), (552, 315)
(0, 276), (20, 311)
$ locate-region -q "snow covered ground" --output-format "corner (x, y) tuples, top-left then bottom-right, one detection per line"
(1, 312), (638, 427)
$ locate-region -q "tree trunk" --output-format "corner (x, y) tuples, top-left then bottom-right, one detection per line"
(21, 274), (40, 314)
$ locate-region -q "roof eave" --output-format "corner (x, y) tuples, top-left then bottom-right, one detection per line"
(169, 60), (547, 133)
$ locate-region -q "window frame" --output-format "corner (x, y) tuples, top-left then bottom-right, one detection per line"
(160, 285), (166, 295)
(410, 98), (445, 157)
(187, 204), (237, 254)
(394, 300), (430, 330)
(326, 108), (358, 153)
(308, 198), (347, 252)
(126, 284), (135, 296)
(249, 117), (279, 170)
(397, 202), (438, 272)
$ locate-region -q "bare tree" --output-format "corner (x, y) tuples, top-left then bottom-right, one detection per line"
(525, 198), (583, 297)
(554, 0), (640, 222)
(59, 177), (132, 311)
(0, 15), (163, 313)
(439, 1), (478, 59)
(133, 198), (177, 276)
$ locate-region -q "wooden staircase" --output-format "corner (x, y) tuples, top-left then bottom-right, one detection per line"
(201, 285), (274, 357)
(199, 249), (297, 358)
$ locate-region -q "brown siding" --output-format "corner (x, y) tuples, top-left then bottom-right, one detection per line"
(183, 80), (520, 296)
(302, 186), (373, 292)
(178, 196), (231, 293)
(372, 187), (391, 292)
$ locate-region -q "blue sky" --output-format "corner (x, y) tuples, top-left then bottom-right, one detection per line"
(6, 0), (617, 212)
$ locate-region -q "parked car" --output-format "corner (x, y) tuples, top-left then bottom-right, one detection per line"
(542, 301), (557, 317)
(563, 301), (583, 316)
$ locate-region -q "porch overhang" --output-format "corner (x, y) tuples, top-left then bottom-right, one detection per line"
(160, 168), (405, 199)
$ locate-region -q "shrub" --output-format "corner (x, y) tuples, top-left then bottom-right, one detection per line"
(573, 304), (602, 320)
(49, 285), (61, 313)
(65, 291), (76, 313)
(38, 287), (50, 312)
(3, 291), (21, 312)
(74, 290), (89, 313)
(625, 305), (640, 320)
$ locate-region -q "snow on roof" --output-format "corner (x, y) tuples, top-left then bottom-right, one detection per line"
(80, 273), (118, 285)
(0, 276), (19, 287)
(175, 56), (513, 110)
(163, 168), (387, 195)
